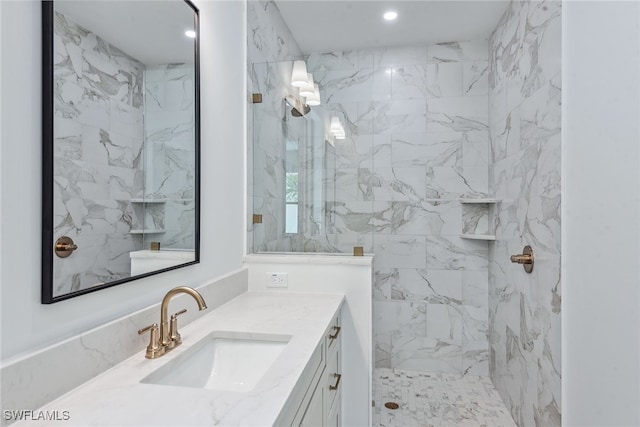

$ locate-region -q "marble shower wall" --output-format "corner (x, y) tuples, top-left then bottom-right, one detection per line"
(303, 45), (492, 376)
(247, 0), (303, 252)
(488, 1), (562, 426)
(248, 33), (494, 375)
(53, 11), (144, 295)
(142, 64), (196, 249)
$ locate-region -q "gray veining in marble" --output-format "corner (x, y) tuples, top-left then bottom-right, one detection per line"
(53, 11), (196, 297)
(488, 1), (561, 426)
(249, 42), (492, 379)
(53, 11), (146, 295)
(245, 3), (562, 425)
(373, 368), (517, 427)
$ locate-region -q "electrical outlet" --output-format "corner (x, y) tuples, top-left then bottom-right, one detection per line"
(266, 272), (288, 288)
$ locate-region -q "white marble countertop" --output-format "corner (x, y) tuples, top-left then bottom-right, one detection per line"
(13, 291), (344, 427)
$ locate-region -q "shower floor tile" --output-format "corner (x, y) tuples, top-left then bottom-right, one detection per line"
(373, 368), (517, 427)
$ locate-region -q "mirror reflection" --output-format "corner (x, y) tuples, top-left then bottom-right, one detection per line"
(43, 0), (200, 302)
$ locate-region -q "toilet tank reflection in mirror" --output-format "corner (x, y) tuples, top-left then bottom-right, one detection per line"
(42, 0), (200, 303)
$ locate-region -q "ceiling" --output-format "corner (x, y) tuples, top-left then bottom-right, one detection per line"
(274, 1), (509, 54)
(55, 1), (195, 66)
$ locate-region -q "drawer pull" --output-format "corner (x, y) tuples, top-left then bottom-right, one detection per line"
(329, 373), (342, 391)
(329, 326), (341, 340)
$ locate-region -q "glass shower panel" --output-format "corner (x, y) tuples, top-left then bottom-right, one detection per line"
(250, 60), (374, 254)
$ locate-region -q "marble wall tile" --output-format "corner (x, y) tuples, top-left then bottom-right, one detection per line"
(462, 61), (489, 96)
(426, 62), (463, 98)
(462, 270), (489, 308)
(291, 232), (374, 254)
(488, 1), (561, 425)
(371, 200), (461, 237)
(318, 68), (376, 104)
(327, 134), (374, 169)
(463, 339), (489, 376)
(426, 236), (489, 270)
(366, 167), (427, 202)
(392, 336), (462, 374)
(248, 10), (493, 378)
(427, 40), (488, 63)
(374, 301), (427, 337)
(376, 268), (463, 305)
(373, 235), (427, 269)
(427, 96), (488, 133)
(247, 0), (302, 65)
(391, 65), (428, 100)
(324, 200), (375, 233)
(372, 135), (392, 168)
(53, 11), (146, 294)
(426, 303), (463, 341)
(425, 166), (487, 198)
(372, 46), (428, 67)
(142, 64), (196, 250)
(462, 131), (490, 168)
(367, 99), (428, 135)
(306, 50), (360, 72)
(391, 131), (463, 169)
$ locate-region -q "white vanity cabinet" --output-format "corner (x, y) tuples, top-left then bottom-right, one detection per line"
(281, 311), (343, 427)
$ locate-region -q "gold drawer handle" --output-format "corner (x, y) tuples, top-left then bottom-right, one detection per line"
(329, 373), (342, 391)
(329, 326), (341, 340)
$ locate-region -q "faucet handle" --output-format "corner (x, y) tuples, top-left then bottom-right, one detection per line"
(138, 323), (164, 359)
(169, 309), (188, 346)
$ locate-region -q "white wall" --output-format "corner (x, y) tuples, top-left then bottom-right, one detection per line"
(563, 2), (640, 425)
(245, 254), (373, 427)
(0, 0), (247, 361)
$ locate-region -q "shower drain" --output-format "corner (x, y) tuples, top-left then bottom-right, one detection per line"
(384, 402), (400, 410)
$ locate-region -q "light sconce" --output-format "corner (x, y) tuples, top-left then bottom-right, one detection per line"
(299, 73), (316, 98)
(291, 60), (308, 87)
(287, 60), (321, 116)
(306, 84), (321, 106)
(329, 116), (346, 140)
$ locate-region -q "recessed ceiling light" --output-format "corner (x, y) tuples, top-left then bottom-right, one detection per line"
(383, 11), (398, 21)
(185, 30), (196, 38)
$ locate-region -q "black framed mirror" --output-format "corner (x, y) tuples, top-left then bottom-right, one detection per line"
(42, 0), (200, 303)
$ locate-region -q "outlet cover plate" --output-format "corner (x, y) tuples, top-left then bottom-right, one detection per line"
(266, 272), (288, 288)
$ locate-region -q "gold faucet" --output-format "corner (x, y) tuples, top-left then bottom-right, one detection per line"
(138, 286), (208, 359)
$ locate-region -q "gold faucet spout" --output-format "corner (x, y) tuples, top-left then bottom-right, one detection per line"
(160, 286), (207, 347)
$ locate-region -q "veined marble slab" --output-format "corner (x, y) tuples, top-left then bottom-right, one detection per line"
(10, 292), (344, 427)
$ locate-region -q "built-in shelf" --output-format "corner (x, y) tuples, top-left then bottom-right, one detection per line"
(459, 198), (500, 204)
(130, 198), (167, 203)
(130, 229), (167, 234)
(460, 234), (496, 241)
(458, 198), (499, 241)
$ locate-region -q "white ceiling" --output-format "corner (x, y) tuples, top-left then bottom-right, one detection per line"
(274, 1), (509, 54)
(55, 1), (196, 66)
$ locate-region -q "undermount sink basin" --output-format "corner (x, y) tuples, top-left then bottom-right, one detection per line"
(141, 332), (291, 392)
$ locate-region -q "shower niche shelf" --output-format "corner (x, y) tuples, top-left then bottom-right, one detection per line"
(460, 233), (496, 241)
(130, 198), (167, 204)
(130, 229), (167, 234)
(459, 198), (499, 204)
(458, 198), (499, 241)
(129, 198), (167, 236)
